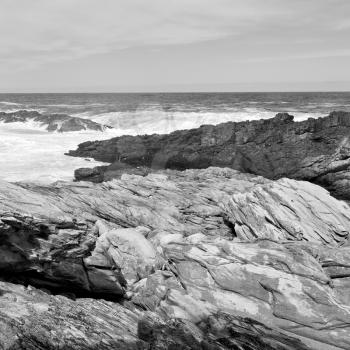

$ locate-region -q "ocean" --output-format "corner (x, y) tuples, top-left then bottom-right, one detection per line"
(1, 92), (349, 183)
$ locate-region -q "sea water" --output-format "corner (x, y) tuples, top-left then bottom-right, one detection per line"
(0, 92), (349, 183)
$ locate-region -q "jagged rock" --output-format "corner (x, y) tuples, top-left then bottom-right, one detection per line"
(74, 163), (150, 182)
(1, 168), (350, 349)
(68, 111), (350, 200)
(85, 223), (161, 285)
(0, 110), (112, 132)
(138, 311), (314, 350)
(74, 166), (107, 182)
(0, 281), (147, 349)
(0, 281), (316, 350)
(149, 238), (350, 349)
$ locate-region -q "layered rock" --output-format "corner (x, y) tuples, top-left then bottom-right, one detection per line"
(68, 111), (350, 200)
(0, 281), (314, 350)
(1, 168), (350, 349)
(0, 110), (112, 132)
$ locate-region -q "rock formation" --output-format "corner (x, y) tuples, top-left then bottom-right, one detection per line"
(1, 167), (350, 349)
(0, 110), (112, 132)
(0, 280), (315, 350)
(67, 111), (350, 200)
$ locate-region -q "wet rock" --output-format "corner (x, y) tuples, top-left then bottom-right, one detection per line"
(0, 110), (112, 132)
(68, 111), (350, 200)
(74, 162), (150, 182)
(74, 166), (107, 182)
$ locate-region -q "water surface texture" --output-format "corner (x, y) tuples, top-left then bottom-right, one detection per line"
(1, 92), (349, 182)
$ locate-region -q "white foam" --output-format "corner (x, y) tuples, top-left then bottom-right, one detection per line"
(83, 109), (317, 136)
(0, 122), (114, 183)
(0, 120), (47, 131)
(0, 101), (21, 106)
(0, 108), (46, 114)
(0, 109), (323, 183)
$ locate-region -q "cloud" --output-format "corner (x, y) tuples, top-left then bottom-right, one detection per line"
(243, 49), (350, 63)
(0, 0), (349, 72)
(0, 0), (288, 70)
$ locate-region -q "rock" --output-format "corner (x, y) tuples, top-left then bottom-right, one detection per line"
(0, 281), (147, 350)
(1, 168), (350, 349)
(85, 224), (160, 285)
(74, 166), (107, 182)
(152, 238), (350, 349)
(74, 162), (150, 182)
(67, 111), (350, 200)
(138, 311), (314, 350)
(0, 110), (112, 132)
(0, 281), (316, 350)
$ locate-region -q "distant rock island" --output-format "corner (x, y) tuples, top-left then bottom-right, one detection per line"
(0, 110), (112, 132)
(69, 111), (350, 201)
(1, 167), (350, 349)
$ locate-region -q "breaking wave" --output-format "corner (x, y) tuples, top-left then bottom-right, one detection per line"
(73, 108), (317, 136)
(0, 121), (111, 183)
(0, 92), (340, 184)
(0, 101), (21, 106)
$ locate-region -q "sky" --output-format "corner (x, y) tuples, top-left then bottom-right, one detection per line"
(0, 0), (350, 92)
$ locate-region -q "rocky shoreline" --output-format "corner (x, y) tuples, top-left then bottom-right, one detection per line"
(1, 112), (350, 349)
(1, 167), (350, 349)
(68, 111), (350, 201)
(0, 110), (111, 132)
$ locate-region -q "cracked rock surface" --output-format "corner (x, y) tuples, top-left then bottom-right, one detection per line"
(1, 167), (350, 349)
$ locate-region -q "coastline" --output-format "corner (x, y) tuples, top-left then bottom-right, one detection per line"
(0, 106), (349, 350)
(1, 167), (350, 349)
(68, 111), (350, 202)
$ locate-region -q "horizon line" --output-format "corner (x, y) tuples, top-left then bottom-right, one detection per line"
(1, 90), (350, 94)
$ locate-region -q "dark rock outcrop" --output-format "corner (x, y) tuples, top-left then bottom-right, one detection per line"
(0, 110), (112, 132)
(74, 162), (150, 182)
(1, 168), (350, 349)
(68, 111), (350, 200)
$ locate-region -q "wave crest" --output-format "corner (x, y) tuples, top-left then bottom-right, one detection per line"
(77, 109), (317, 136)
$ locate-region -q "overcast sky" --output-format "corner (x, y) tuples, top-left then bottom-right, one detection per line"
(0, 0), (350, 92)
